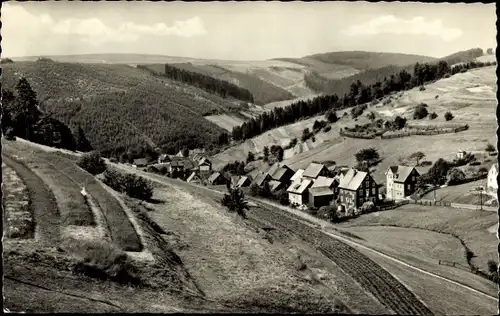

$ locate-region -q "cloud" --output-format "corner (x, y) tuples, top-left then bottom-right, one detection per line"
(343, 15), (463, 42)
(2, 3), (207, 50)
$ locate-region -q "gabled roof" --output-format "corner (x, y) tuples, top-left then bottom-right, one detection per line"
(236, 176), (251, 187)
(208, 172), (224, 183)
(183, 160), (197, 170)
(186, 172), (201, 183)
(269, 180), (284, 192)
(158, 154), (169, 161)
(287, 179), (313, 194)
(386, 165), (418, 182)
(311, 176), (335, 188)
(338, 169), (368, 191)
(133, 158), (148, 166)
(309, 186), (334, 197)
(231, 176), (240, 186)
(254, 173), (271, 186)
(303, 162), (327, 179)
(291, 169), (305, 183)
(272, 167), (293, 182)
(198, 157), (211, 165)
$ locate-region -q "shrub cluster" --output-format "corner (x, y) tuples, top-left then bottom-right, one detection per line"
(77, 151), (107, 175)
(103, 168), (153, 200)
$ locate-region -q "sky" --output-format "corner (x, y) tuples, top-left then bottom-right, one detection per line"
(2, 1), (496, 60)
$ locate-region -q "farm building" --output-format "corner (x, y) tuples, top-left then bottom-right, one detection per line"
(303, 162), (331, 180)
(269, 180), (285, 193)
(457, 150), (467, 159)
(338, 169), (378, 211)
(253, 172), (272, 187)
(236, 176), (252, 188)
(230, 176), (240, 188)
(158, 154), (170, 164)
(309, 187), (335, 208)
(208, 172), (228, 185)
(291, 169), (305, 184)
(487, 163), (498, 193)
(312, 176), (339, 198)
(197, 157), (212, 175)
(287, 179), (313, 206)
(133, 158), (148, 167)
(385, 166), (420, 200)
(267, 163), (295, 186)
(187, 172), (202, 184)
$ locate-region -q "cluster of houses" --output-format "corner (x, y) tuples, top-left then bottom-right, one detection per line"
(134, 147), (499, 212)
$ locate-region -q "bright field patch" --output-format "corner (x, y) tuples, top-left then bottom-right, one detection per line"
(339, 205), (498, 274)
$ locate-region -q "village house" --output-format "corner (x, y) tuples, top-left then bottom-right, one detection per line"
(253, 172), (272, 187)
(236, 176), (252, 188)
(302, 162), (331, 181)
(290, 169), (305, 184)
(385, 165), (420, 200)
(287, 179), (313, 206)
(487, 163), (498, 193)
(309, 187), (335, 208)
(269, 180), (285, 193)
(230, 176), (240, 188)
(132, 158), (148, 168)
(157, 154), (170, 164)
(338, 169), (378, 211)
(197, 157), (212, 175)
(457, 150), (467, 160)
(267, 163), (295, 187)
(186, 172), (202, 184)
(208, 172), (228, 185)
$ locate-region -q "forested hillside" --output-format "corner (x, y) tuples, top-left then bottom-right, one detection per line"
(1, 59), (234, 158)
(304, 48), (486, 95)
(232, 57), (495, 142)
(137, 63), (255, 103)
(142, 62), (295, 105)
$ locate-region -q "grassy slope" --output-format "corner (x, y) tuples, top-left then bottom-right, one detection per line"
(339, 205), (498, 276)
(1, 60), (240, 153)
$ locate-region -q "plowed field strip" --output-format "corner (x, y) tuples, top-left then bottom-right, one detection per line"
(3, 154), (60, 245)
(250, 205), (434, 315)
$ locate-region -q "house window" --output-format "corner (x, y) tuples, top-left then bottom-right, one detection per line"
(371, 187), (375, 195)
(407, 184), (410, 190)
(365, 189), (369, 196)
(412, 176), (416, 182)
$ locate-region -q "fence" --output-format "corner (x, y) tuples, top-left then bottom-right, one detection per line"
(339, 129), (377, 139)
(408, 199), (452, 207)
(378, 200), (409, 211)
(381, 125), (469, 139)
(438, 260), (475, 272)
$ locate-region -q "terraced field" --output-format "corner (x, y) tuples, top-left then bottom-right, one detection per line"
(2, 140), (142, 252)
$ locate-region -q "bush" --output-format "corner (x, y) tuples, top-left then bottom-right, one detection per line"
(393, 116), (407, 129)
(312, 120), (327, 132)
(360, 201), (376, 214)
(419, 85), (426, 91)
(429, 112), (438, 120)
(351, 104), (367, 119)
(317, 205), (338, 222)
(355, 147), (380, 164)
(447, 168), (466, 185)
(249, 183), (260, 197)
(103, 168), (153, 200)
(444, 111), (454, 121)
(326, 111), (338, 123)
(285, 138), (298, 149)
(77, 151), (107, 175)
(323, 125), (332, 133)
(413, 104), (428, 119)
(485, 143), (496, 152)
(246, 151), (255, 163)
(4, 127), (16, 140)
(277, 189), (289, 205)
(301, 128), (312, 142)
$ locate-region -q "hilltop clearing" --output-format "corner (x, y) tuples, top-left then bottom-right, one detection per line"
(1, 59), (239, 156)
(213, 65), (496, 185)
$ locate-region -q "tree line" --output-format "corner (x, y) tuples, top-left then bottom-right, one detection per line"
(137, 64), (254, 104)
(232, 59), (494, 142)
(1, 77), (92, 152)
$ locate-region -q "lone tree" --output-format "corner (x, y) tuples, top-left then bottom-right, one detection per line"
(263, 146), (269, 159)
(485, 143), (496, 152)
(409, 151), (425, 166)
(246, 151), (255, 163)
(221, 187), (249, 219)
(413, 104), (428, 120)
(444, 111), (454, 121)
(355, 147), (380, 164)
(301, 128), (312, 142)
(393, 116), (407, 130)
(367, 111), (376, 121)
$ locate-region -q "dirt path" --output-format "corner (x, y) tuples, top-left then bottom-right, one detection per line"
(3, 154), (61, 246)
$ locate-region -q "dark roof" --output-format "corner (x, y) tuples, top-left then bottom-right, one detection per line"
(254, 173), (271, 186)
(236, 176), (251, 187)
(269, 180), (284, 192)
(208, 172), (224, 183)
